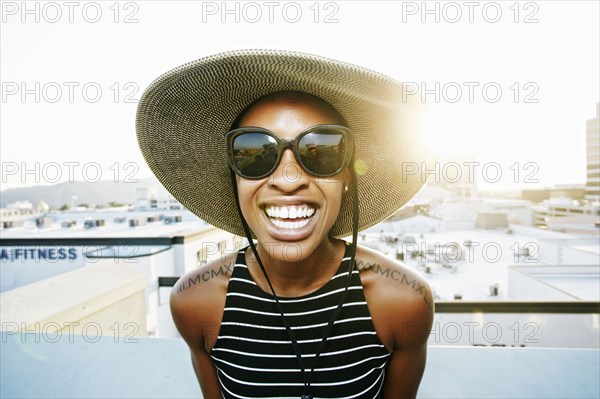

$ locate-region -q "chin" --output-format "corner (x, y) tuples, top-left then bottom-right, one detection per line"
(256, 232), (332, 264)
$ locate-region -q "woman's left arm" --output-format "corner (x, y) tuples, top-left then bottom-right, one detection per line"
(382, 301), (432, 398)
(358, 247), (434, 399)
(381, 272), (434, 399)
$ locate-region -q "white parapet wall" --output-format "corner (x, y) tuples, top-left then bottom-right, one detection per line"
(508, 264), (600, 301)
(0, 261), (147, 338)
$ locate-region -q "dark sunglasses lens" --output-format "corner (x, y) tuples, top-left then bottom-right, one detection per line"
(232, 133), (278, 178)
(298, 132), (346, 176)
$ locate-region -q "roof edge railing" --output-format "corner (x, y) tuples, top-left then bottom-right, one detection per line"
(435, 300), (600, 313)
(157, 277), (599, 314)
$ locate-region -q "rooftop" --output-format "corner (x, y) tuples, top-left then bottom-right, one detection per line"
(0, 209), (209, 240)
(356, 222), (600, 300)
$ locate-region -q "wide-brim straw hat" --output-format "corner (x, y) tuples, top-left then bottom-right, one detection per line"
(136, 49), (434, 238)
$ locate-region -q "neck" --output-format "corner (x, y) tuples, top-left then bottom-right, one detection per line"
(248, 238), (345, 297)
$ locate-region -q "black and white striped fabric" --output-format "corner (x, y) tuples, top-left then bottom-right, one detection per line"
(211, 245), (391, 398)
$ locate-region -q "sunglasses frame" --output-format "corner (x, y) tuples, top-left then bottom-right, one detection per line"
(225, 124), (354, 180)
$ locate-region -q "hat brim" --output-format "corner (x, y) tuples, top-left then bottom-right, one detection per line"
(136, 49), (433, 238)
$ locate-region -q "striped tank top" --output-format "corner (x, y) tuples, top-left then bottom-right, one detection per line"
(210, 244), (391, 398)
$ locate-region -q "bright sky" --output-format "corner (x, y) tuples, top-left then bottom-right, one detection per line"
(1, 0), (598, 192)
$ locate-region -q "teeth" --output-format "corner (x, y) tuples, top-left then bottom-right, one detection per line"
(271, 218), (311, 229)
(264, 205), (316, 224)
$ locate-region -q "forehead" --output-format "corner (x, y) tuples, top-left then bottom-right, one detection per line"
(237, 92), (345, 135)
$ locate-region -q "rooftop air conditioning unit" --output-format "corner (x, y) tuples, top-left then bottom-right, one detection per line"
(36, 217), (53, 228)
(84, 220), (95, 229)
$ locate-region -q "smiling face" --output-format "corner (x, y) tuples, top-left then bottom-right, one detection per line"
(234, 91), (349, 262)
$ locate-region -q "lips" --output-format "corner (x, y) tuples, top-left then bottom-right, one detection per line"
(264, 204), (316, 230)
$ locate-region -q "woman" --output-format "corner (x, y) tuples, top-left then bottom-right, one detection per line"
(137, 50), (434, 398)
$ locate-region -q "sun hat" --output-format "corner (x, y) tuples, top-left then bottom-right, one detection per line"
(136, 49), (434, 238)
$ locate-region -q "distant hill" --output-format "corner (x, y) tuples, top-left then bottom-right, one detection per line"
(0, 177), (170, 209)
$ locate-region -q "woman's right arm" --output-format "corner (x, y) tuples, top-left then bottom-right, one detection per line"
(170, 255), (235, 399)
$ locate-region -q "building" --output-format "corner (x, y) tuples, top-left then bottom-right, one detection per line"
(475, 211), (508, 229)
(521, 185), (586, 203)
(156, 196), (183, 211)
(135, 187), (158, 210)
(586, 103), (600, 202)
(0, 208), (241, 338)
(135, 187), (184, 211)
(521, 188), (552, 204)
(478, 198), (533, 226)
(526, 104), (600, 232)
(0, 201), (45, 230)
(532, 197), (599, 231)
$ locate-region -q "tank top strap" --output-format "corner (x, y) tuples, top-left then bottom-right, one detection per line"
(230, 246), (254, 281)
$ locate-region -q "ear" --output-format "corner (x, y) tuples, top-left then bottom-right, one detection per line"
(342, 168), (351, 192)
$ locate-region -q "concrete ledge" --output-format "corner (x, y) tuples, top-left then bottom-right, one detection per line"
(1, 334), (598, 399)
(0, 262), (147, 337)
(422, 346), (599, 398)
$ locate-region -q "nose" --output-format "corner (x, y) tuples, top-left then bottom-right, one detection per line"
(268, 148), (310, 192)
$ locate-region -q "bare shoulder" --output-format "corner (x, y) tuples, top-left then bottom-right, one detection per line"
(356, 244), (434, 349)
(171, 251), (237, 300)
(169, 251), (238, 350)
(357, 244), (434, 311)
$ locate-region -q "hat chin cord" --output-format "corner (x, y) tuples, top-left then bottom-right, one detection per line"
(229, 163), (359, 399)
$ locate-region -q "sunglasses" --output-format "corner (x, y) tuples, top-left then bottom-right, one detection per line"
(225, 124), (354, 180)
